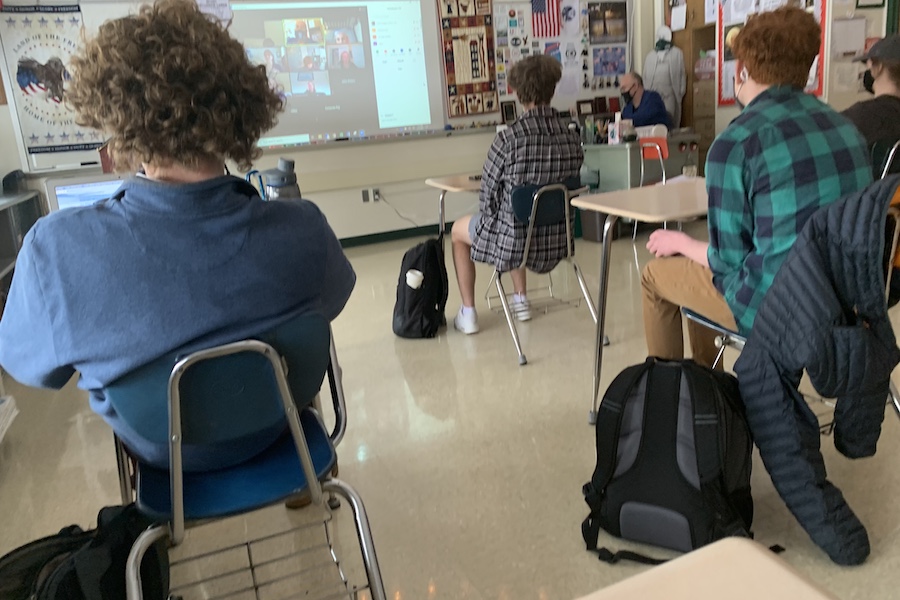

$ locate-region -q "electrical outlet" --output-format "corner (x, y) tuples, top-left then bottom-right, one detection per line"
(372, 188), (381, 202)
(362, 189), (369, 202)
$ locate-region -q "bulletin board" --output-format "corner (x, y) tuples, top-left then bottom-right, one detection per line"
(490, 0), (631, 116)
(718, 0), (826, 106)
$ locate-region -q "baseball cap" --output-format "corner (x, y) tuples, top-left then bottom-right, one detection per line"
(854, 35), (900, 63)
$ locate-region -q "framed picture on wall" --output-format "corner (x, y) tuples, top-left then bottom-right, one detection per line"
(577, 100), (595, 116)
(501, 100), (517, 123)
(856, 0), (884, 7)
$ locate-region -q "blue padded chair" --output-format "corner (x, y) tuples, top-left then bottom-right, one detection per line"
(485, 178), (598, 365)
(105, 314), (386, 600)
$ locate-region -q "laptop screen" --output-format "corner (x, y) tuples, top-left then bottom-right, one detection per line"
(46, 176), (125, 211)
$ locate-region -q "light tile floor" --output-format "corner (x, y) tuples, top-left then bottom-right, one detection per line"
(1, 221), (899, 599)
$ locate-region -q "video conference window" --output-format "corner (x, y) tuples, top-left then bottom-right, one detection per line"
(233, 0), (441, 146)
(245, 12), (368, 100)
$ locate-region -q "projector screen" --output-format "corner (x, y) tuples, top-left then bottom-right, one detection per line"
(230, 0), (447, 148)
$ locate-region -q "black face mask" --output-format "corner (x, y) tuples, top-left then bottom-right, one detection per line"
(863, 69), (875, 94)
(622, 89), (633, 106)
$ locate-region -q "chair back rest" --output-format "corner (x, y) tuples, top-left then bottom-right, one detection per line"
(104, 314), (331, 464)
(872, 139), (900, 180)
(510, 176), (582, 226)
(640, 137), (669, 160)
(510, 177), (584, 267)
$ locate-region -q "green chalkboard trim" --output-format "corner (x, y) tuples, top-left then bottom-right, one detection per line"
(340, 225), (449, 248)
(339, 210), (586, 248)
(888, 0), (899, 34)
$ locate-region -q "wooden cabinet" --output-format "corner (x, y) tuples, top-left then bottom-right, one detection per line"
(668, 0), (717, 173)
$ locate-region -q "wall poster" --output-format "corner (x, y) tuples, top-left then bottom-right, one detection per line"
(439, 0), (498, 117)
(0, 5), (104, 156)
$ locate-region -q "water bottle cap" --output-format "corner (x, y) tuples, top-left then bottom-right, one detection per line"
(261, 157), (297, 187)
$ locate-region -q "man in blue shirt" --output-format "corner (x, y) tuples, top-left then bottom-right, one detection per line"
(620, 72), (672, 129)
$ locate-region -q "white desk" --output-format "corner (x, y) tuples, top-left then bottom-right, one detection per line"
(572, 178), (708, 423)
(424, 174), (481, 237)
(575, 538), (837, 600)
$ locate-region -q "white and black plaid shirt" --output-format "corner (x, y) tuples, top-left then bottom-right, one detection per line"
(470, 106), (584, 273)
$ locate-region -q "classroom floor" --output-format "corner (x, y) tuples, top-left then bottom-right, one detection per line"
(1, 222), (899, 599)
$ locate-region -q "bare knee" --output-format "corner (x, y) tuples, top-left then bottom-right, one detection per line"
(451, 215), (472, 245)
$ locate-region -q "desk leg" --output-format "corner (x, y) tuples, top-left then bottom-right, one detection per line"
(438, 190), (447, 241)
(589, 214), (618, 424)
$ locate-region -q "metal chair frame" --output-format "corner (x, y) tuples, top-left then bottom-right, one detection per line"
(119, 334), (386, 600)
(632, 139), (670, 240)
(682, 205), (900, 423)
(879, 139), (900, 180)
(486, 183), (598, 365)
(114, 335), (349, 507)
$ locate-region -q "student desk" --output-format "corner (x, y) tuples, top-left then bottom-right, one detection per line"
(571, 177), (708, 423)
(574, 538), (837, 600)
(424, 174), (481, 237)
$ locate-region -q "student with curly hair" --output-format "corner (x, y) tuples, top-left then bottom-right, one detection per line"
(640, 6), (871, 365)
(451, 55), (583, 334)
(0, 0), (355, 469)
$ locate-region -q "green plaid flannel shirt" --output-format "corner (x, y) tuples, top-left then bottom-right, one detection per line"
(706, 86), (873, 334)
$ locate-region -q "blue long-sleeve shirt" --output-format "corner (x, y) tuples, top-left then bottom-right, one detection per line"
(0, 175), (355, 464)
(623, 89), (672, 128)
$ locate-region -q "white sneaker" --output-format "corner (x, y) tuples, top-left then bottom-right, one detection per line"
(454, 307), (479, 334)
(511, 298), (532, 321)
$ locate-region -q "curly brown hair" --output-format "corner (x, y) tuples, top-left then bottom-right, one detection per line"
(731, 6), (820, 88)
(67, 0), (282, 171)
(508, 55), (562, 106)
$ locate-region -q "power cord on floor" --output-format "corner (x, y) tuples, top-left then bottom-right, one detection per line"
(377, 192), (421, 229)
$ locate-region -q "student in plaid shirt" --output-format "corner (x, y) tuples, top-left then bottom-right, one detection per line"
(450, 55), (583, 335)
(640, 6), (872, 366)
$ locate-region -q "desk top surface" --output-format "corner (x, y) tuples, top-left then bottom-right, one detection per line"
(572, 178), (708, 223)
(575, 538), (837, 600)
(425, 174), (482, 193)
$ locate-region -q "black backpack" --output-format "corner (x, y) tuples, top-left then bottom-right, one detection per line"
(582, 358), (753, 560)
(392, 237), (448, 338)
(0, 504), (169, 600)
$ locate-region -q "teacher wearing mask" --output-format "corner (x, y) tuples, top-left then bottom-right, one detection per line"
(619, 71), (672, 128)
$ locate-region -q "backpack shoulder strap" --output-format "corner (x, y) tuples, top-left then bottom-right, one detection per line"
(683, 362), (750, 539)
(582, 358), (653, 550)
(682, 362), (723, 484)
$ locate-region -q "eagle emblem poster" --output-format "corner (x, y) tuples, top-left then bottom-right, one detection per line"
(0, 5), (103, 155)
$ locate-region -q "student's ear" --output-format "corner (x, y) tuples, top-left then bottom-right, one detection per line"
(734, 60), (746, 84)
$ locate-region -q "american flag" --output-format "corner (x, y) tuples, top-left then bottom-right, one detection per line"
(532, 0), (560, 38)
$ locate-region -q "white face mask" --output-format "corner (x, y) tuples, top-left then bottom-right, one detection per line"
(735, 67), (749, 110)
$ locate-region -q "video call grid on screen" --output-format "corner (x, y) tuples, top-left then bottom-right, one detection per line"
(231, 0), (444, 148)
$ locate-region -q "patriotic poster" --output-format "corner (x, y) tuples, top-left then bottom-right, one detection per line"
(531, 0), (560, 38)
(439, 0), (498, 117)
(588, 1), (626, 45)
(0, 5), (104, 155)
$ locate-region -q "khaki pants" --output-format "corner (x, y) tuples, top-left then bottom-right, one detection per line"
(641, 256), (737, 367)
